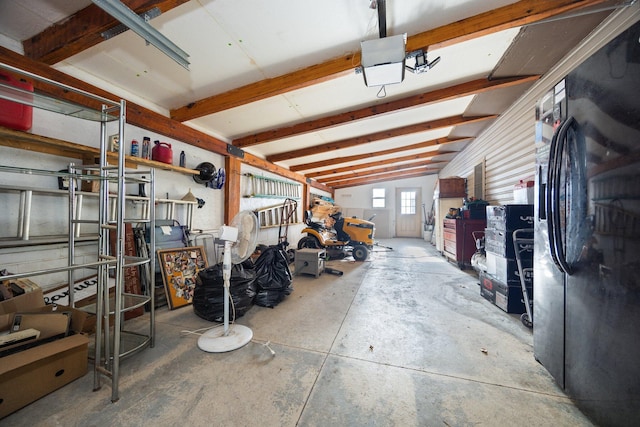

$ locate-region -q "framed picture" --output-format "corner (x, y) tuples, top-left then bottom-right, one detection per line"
(157, 246), (208, 310)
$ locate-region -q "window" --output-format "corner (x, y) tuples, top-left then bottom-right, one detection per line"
(473, 161), (484, 199)
(400, 191), (416, 214)
(372, 188), (385, 208)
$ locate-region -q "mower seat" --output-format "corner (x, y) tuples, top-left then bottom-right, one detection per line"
(304, 210), (325, 232)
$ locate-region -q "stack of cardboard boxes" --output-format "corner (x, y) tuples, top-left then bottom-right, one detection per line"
(480, 205), (534, 313)
(0, 283), (92, 419)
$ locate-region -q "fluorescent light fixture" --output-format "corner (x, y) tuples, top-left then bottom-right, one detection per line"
(360, 34), (406, 87)
(91, 0), (190, 70)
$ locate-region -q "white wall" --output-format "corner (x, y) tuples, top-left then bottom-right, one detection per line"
(334, 174), (438, 238)
(240, 164), (305, 248)
(0, 108), (224, 290)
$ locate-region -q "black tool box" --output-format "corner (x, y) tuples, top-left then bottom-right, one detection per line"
(484, 204), (533, 258)
(479, 271), (532, 314)
(485, 252), (533, 287)
(485, 204), (534, 231)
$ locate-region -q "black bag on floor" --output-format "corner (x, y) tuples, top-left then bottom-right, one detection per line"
(193, 260), (256, 322)
(254, 245), (293, 308)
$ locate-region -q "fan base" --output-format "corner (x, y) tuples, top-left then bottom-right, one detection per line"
(197, 325), (253, 353)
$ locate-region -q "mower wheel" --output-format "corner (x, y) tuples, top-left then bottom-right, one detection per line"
(298, 236), (320, 250)
(352, 245), (369, 261)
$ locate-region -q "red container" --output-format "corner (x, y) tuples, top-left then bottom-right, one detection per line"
(0, 72), (33, 131)
(152, 141), (173, 164)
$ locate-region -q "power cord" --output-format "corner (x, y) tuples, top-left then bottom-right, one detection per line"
(180, 323), (224, 337)
(252, 338), (276, 356)
(181, 287), (274, 357)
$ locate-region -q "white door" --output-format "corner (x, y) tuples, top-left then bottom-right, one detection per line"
(396, 188), (422, 237)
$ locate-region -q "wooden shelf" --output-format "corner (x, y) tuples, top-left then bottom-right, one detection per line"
(0, 126), (199, 175)
(125, 155), (198, 174)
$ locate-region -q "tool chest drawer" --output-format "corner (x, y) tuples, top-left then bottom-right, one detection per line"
(442, 218), (486, 269)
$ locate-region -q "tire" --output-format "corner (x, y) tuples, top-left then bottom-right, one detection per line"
(352, 245), (369, 261)
(298, 236), (320, 249)
(520, 313), (533, 328)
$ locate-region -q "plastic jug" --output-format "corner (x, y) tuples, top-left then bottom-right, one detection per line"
(152, 141), (173, 164)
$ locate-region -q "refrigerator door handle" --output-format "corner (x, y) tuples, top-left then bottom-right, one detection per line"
(551, 117), (576, 275)
(546, 121), (562, 269)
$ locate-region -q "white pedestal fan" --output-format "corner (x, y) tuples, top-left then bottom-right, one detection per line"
(197, 211), (259, 353)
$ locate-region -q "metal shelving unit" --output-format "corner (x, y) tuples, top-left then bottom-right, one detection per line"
(0, 183), (196, 248)
(0, 62), (156, 403)
(92, 142), (156, 401)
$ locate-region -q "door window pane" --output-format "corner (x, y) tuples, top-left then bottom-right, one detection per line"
(401, 191), (416, 214)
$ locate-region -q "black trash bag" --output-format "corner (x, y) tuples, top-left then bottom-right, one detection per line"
(253, 245), (293, 308)
(254, 288), (292, 308)
(193, 259), (256, 322)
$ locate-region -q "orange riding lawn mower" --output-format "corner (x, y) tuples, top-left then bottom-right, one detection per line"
(297, 200), (378, 261)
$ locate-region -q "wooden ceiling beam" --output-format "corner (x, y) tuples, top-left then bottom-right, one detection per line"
(290, 136), (469, 172)
(171, 0), (606, 122)
(234, 76), (538, 148)
(267, 115), (494, 163)
(0, 46), (332, 193)
(318, 160), (444, 184)
(307, 153), (450, 179)
(23, 1), (189, 65)
(329, 169), (439, 189)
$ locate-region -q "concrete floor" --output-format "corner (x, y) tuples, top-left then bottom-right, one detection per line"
(3, 238), (594, 426)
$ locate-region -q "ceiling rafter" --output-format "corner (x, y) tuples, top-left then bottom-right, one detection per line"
(317, 160), (445, 184)
(329, 169), (439, 189)
(170, 0), (606, 122)
(0, 45), (331, 194)
(267, 115), (495, 163)
(290, 136), (469, 172)
(23, 0), (189, 65)
(233, 75), (538, 148)
(307, 152), (452, 179)
(6, 0), (613, 193)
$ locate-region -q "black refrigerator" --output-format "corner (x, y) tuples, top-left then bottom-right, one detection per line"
(533, 19), (640, 427)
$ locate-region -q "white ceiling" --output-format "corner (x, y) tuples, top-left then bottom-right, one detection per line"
(0, 0), (622, 188)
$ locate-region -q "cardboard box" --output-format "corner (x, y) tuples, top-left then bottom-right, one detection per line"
(514, 179), (534, 204)
(0, 289), (90, 419)
(485, 204), (534, 232)
(81, 170), (101, 193)
(485, 252), (533, 287)
(435, 177), (466, 198)
(0, 290), (44, 329)
(0, 290), (92, 335)
(479, 271), (532, 314)
(1, 277), (40, 299)
(484, 227), (533, 259)
(479, 272), (496, 305)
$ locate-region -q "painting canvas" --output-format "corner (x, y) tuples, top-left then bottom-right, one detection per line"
(157, 246), (208, 310)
